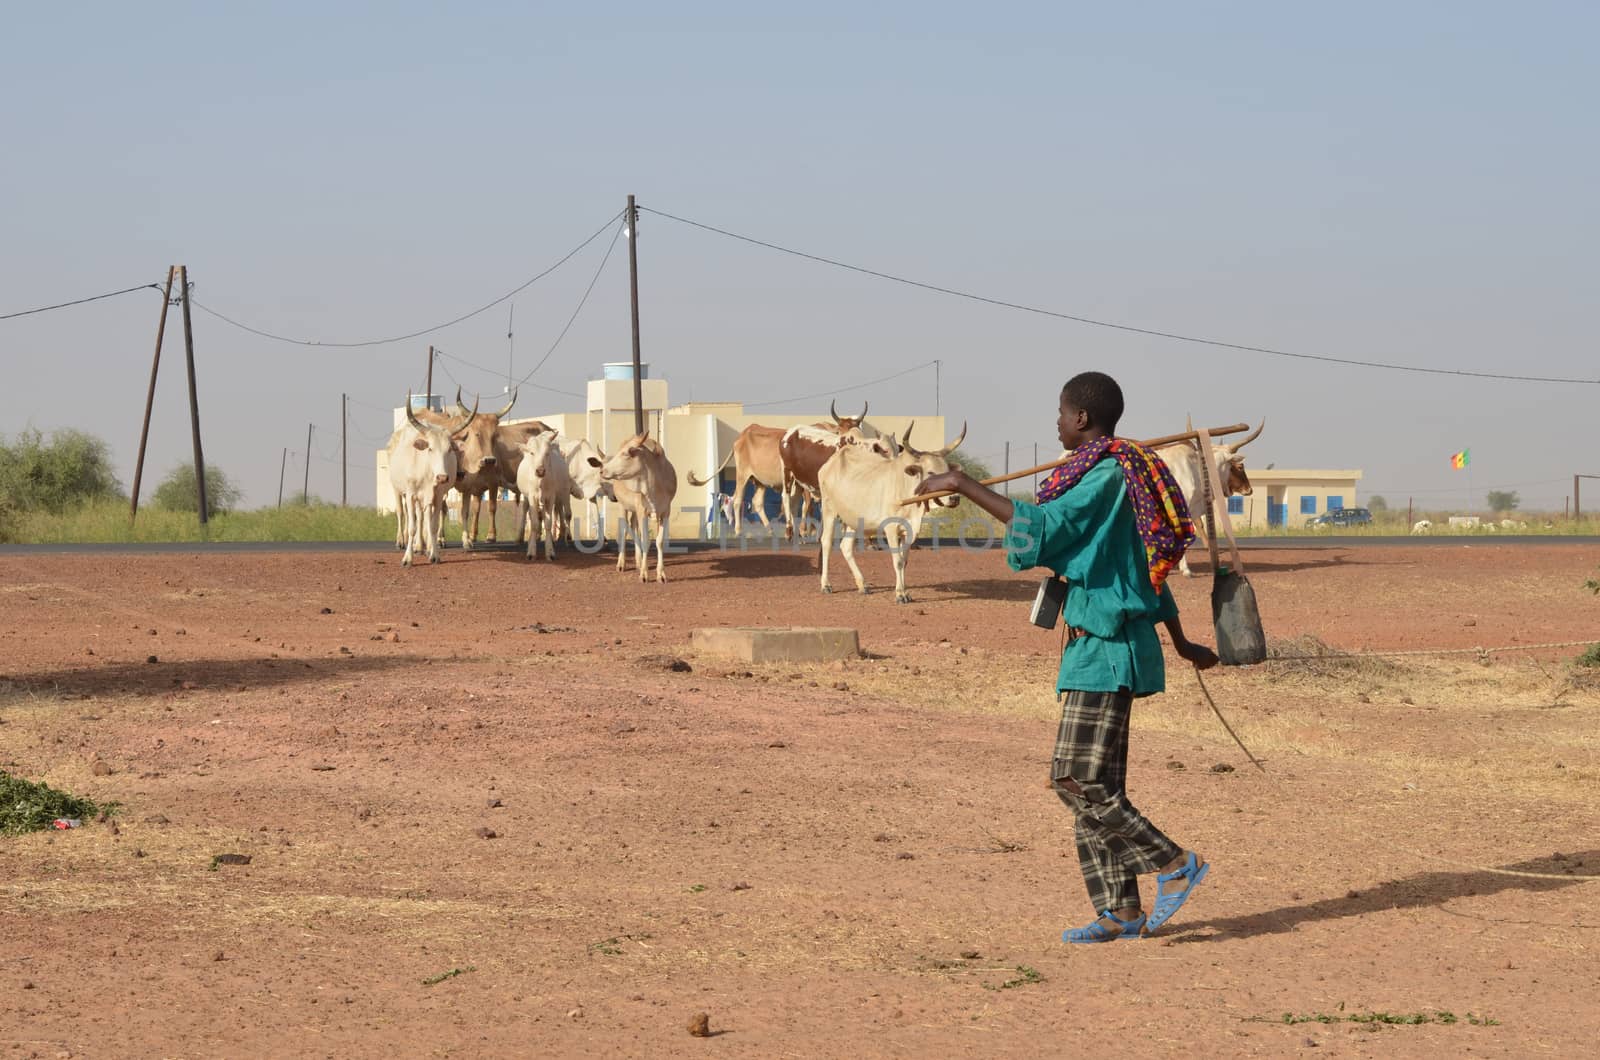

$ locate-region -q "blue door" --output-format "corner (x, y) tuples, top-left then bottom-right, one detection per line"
(1267, 497), (1286, 527)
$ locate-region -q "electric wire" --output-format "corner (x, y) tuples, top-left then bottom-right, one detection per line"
(1, 283), (164, 321)
(188, 210), (623, 348)
(640, 206), (1600, 386)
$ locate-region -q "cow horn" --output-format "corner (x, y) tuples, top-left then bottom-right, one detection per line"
(939, 420), (968, 456)
(858, 401), (868, 423)
(454, 387), (465, 412)
(494, 389), (516, 419)
(829, 399), (841, 425)
(405, 391), (425, 432)
(901, 420), (916, 453)
(1235, 418), (1265, 450)
(447, 396), (478, 435)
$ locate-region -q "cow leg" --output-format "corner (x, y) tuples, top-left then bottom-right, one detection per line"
(634, 511), (650, 581)
(429, 499), (445, 563)
(616, 510), (631, 573)
(839, 518), (868, 595)
(400, 493), (416, 566)
(653, 515), (669, 583)
(818, 502), (836, 593)
(486, 489), (498, 544)
(543, 499), (557, 562)
(394, 497), (407, 550)
(887, 522), (911, 603)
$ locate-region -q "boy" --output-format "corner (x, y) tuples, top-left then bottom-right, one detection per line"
(916, 371), (1218, 942)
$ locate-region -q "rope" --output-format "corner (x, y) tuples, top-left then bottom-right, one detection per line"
(1193, 666), (1267, 773)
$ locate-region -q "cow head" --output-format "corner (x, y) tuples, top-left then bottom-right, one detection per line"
(897, 419), (969, 509)
(520, 428), (557, 474)
(404, 391), (473, 486)
(590, 430), (657, 484)
(565, 439), (616, 502)
(441, 386), (515, 477)
(1213, 419), (1263, 497)
(829, 399), (870, 435)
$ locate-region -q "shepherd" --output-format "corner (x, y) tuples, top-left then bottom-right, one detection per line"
(916, 371), (1220, 942)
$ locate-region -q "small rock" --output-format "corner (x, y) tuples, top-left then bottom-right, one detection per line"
(1553, 851), (1568, 862)
(212, 951), (225, 962)
(730, 881), (751, 891)
(148, 629), (158, 636)
(311, 765), (336, 772)
(134, 849), (146, 857)
(767, 741), (786, 749)
(1304, 1037), (1319, 1048)
(475, 827), (498, 840)
(959, 949), (980, 960)
(85, 647), (94, 656)
(687, 1012), (711, 1037)
(1166, 760), (1185, 771)
(385, 632), (401, 643)
(872, 833), (892, 843)
(1346, 889), (1361, 900)
(174, 628), (186, 635)
(1463, 618), (1476, 627)
(180, 681), (199, 691)
(896, 851), (915, 860)
(1399, 695), (1414, 705)
(212, 853), (251, 866)
(487, 798), (504, 809)
(320, 607), (334, 615)
(145, 814), (170, 826)
(568, 1007), (584, 1020)
(91, 760), (113, 777)
(1209, 763), (1234, 774)
(832, 681), (850, 691)
(146, 655), (159, 664)
(1356, 692), (1371, 704)
(22, 981), (35, 990)
(339, 646), (352, 655)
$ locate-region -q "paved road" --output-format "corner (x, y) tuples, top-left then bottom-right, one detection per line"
(3, 535), (1598, 556)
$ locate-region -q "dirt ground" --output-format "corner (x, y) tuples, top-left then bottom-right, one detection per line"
(2, 540), (1598, 1058)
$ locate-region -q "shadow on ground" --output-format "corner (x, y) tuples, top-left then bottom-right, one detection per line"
(0, 654), (427, 702)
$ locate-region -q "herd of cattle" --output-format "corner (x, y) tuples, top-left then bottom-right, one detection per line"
(385, 392), (1266, 601)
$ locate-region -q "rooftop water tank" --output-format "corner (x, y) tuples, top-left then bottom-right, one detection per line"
(602, 361), (649, 381)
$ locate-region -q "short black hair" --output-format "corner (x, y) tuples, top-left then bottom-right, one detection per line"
(1062, 371), (1125, 434)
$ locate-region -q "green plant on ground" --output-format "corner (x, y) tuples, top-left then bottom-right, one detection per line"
(1576, 644), (1600, 669)
(0, 770), (109, 835)
(983, 965), (1043, 991)
(7, 499), (395, 543)
(151, 463), (244, 514)
(1267, 1010), (1498, 1027)
(420, 965), (475, 986)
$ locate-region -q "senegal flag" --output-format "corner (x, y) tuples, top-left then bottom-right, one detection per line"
(1450, 449), (1470, 469)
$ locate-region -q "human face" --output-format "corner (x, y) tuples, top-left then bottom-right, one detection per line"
(1057, 392), (1091, 451)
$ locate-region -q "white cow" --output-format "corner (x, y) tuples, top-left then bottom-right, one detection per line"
(816, 421), (966, 603)
(1411, 519), (1433, 535)
(590, 430), (678, 582)
(1153, 420), (1264, 576)
(386, 396), (472, 566)
(515, 430), (572, 562)
(556, 437), (615, 545)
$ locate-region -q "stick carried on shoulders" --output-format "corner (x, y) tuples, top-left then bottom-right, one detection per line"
(901, 422), (1249, 507)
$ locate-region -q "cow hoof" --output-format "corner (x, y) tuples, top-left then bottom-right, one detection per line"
(821, 585), (833, 594)
(857, 587), (870, 596)
(401, 557), (412, 567)
(895, 593), (912, 604)
(486, 535), (497, 544)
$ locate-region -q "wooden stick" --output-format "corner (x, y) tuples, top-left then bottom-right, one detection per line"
(902, 422), (1249, 506)
(1195, 423), (1246, 574)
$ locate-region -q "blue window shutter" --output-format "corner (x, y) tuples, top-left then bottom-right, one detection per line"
(1300, 495), (1318, 515)
(1227, 496), (1244, 515)
(1327, 495), (1344, 511)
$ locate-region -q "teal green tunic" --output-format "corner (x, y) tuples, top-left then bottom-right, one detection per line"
(1004, 459), (1179, 696)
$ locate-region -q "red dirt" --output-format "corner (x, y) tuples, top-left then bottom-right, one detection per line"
(2, 542), (1597, 1057)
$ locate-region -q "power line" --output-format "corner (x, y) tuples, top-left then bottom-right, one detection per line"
(1, 283), (163, 321)
(513, 217), (624, 389)
(188, 210), (624, 348)
(640, 205), (1600, 387)
(434, 348), (583, 399)
(744, 359), (939, 409)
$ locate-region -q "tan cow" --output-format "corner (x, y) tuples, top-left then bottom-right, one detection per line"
(490, 419), (554, 544)
(515, 430), (571, 562)
(1154, 420), (1262, 576)
(816, 421), (966, 603)
(386, 395), (473, 566)
(589, 429), (678, 583)
(687, 424), (792, 538)
(414, 388), (516, 549)
(555, 437), (613, 545)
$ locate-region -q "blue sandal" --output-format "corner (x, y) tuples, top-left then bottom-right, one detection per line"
(1063, 909), (1146, 944)
(1144, 852), (1210, 934)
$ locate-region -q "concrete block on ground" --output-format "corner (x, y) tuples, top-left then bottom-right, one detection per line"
(690, 627), (860, 664)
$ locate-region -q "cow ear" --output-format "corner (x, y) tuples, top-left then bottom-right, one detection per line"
(903, 465), (920, 477)
(587, 457), (603, 468)
(627, 447), (641, 457)
(412, 438), (428, 451)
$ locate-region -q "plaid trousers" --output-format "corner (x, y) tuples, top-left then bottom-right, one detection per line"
(1051, 689), (1182, 914)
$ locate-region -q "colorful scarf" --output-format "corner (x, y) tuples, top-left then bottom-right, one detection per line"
(1036, 437), (1195, 591)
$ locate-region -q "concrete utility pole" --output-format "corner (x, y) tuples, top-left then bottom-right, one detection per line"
(626, 194), (644, 436)
(341, 393), (348, 507)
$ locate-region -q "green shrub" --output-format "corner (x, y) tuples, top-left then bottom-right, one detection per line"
(151, 463), (243, 514)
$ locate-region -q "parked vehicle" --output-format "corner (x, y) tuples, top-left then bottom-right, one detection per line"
(1305, 507), (1373, 529)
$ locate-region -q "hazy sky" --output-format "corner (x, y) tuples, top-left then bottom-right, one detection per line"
(3, 2), (1595, 510)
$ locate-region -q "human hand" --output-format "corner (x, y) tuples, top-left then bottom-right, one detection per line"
(916, 470), (967, 497)
(1175, 639), (1219, 670)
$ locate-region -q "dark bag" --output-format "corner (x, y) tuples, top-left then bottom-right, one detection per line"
(1029, 575), (1068, 630)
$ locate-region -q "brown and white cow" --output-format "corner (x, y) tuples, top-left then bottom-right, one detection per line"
(515, 430), (571, 562)
(386, 395), (473, 566)
(414, 388), (516, 549)
(490, 418), (554, 544)
(1154, 420), (1263, 576)
(589, 430), (678, 582)
(816, 421), (967, 603)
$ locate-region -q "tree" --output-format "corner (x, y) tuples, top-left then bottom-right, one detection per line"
(1368, 495), (1389, 512)
(0, 428), (123, 512)
(1486, 490), (1520, 512)
(945, 452), (995, 482)
(152, 463), (243, 514)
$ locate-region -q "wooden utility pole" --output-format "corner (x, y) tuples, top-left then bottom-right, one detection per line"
(1003, 441), (1010, 498)
(303, 424), (312, 503)
(278, 448), (288, 509)
(934, 360), (941, 417)
(626, 194), (644, 436)
(130, 267), (176, 521)
(341, 393), (348, 507)
(426, 345), (434, 407)
(178, 266), (208, 523)
(1577, 474), (1600, 521)
(1032, 442), (1038, 496)
(1407, 497), (1413, 528)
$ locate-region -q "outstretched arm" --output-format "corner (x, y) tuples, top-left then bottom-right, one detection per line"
(1155, 585), (1219, 669)
(915, 469), (1012, 523)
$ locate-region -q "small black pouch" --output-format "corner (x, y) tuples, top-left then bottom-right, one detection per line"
(1029, 575), (1067, 629)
